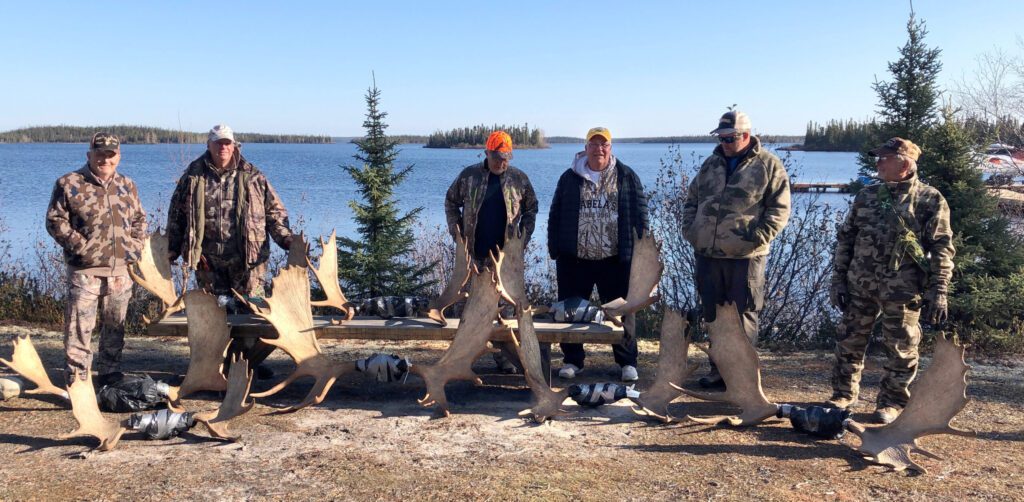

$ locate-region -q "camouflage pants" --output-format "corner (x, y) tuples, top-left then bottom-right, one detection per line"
(196, 253), (267, 298)
(830, 294), (922, 409)
(63, 272), (133, 381)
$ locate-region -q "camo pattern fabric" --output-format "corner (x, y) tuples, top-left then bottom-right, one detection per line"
(681, 136), (791, 259)
(196, 254), (267, 298)
(444, 162), (538, 253)
(167, 152), (292, 268)
(45, 165), (147, 275)
(63, 272), (133, 381)
(576, 163), (619, 259)
(830, 294), (922, 408)
(831, 173), (954, 301)
(199, 164), (242, 257)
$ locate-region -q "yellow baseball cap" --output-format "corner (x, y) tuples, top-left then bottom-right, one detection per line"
(586, 127), (612, 143)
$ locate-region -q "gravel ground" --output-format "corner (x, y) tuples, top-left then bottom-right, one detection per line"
(1, 325), (1022, 501)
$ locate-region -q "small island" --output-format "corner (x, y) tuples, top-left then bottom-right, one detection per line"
(0, 125), (333, 144)
(425, 123), (548, 149)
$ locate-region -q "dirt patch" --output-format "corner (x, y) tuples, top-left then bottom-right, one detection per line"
(1, 326), (1022, 501)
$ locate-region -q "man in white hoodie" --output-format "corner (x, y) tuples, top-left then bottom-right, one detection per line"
(546, 127), (649, 382)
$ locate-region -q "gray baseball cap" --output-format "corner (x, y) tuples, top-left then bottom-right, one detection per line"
(208, 124), (236, 143)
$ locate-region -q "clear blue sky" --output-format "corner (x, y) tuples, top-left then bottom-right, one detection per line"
(1, 1), (1019, 137)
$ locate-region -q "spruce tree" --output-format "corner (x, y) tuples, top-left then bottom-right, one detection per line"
(855, 14), (943, 181)
(337, 81), (434, 298)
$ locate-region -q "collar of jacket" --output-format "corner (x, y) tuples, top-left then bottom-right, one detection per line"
(881, 172), (919, 194)
(571, 150), (618, 181)
(711, 135), (763, 163)
(75, 163), (124, 187)
(201, 150), (253, 175)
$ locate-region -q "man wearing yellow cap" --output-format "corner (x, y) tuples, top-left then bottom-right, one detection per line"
(444, 130), (539, 372)
(828, 137), (955, 424)
(548, 127), (648, 382)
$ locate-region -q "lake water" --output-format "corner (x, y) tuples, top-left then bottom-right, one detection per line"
(0, 142), (858, 260)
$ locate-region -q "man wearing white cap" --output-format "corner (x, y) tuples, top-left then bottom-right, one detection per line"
(167, 124), (293, 375)
(682, 110), (791, 389)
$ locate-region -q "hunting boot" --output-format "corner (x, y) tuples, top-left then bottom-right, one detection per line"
(826, 393), (859, 409)
(698, 362), (726, 390)
(874, 406), (901, 424)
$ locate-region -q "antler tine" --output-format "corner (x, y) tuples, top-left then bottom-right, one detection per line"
(1, 335), (69, 400)
(846, 332), (975, 473)
(308, 230), (356, 321)
(602, 230), (664, 318)
(59, 371), (126, 451)
(195, 354), (255, 440)
(427, 225), (473, 326)
(632, 308), (693, 423)
(509, 309), (570, 423)
(680, 303), (779, 426)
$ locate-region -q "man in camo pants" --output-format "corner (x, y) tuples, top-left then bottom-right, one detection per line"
(46, 132), (147, 383)
(828, 137), (955, 424)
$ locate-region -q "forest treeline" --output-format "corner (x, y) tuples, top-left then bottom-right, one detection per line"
(0, 125), (333, 144)
(425, 123), (547, 148)
(548, 134), (804, 144)
(802, 116), (1023, 151)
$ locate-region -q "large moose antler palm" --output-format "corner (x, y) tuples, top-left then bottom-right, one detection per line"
(493, 223), (527, 308)
(412, 264), (501, 416)
(195, 354), (256, 441)
(633, 308), (693, 423)
(165, 290), (232, 410)
(61, 371), (126, 451)
(510, 308), (569, 423)
(602, 230), (663, 319)
(427, 226), (472, 326)
(0, 335), (68, 399)
(845, 332), (974, 473)
(308, 230), (355, 322)
(236, 265), (356, 413)
(678, 303), (779, 426)
(127, 230), (184, 323)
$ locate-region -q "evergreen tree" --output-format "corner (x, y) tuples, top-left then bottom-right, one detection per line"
(855, 14), (943, 181)
(337, 81), (434, 298)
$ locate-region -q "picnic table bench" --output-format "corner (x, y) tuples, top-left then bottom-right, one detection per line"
(148, 314), (625, 382)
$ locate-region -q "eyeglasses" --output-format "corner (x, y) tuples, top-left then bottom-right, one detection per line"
(488, 150), (512, 161)
(718, 134), (744, 144)
(587, 142), (611, 150)
(875, 155), (897, 164)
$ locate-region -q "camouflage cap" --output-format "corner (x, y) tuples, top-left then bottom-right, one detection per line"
(869, 137), (921, 161)
(710, 110), (752, 135)
(89, 132), (120, 152)
(208, 124), (236, 143)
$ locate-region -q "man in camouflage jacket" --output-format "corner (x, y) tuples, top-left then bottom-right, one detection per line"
(166, 124), (293, 298)
(828, 137), (955, 424)
(681, 111), (791, 388)
(45, 132), (147, 382)
(444, 131), (538, 373)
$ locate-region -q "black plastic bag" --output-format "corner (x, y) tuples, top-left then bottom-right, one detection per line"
(97, 374), (170, 413)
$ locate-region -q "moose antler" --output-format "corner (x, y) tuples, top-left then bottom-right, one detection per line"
(493, 223), (527, 308)
(510, 308), (569, 423)
(845, 332), (974, 473)
(677, 303), (779, 426)
(59, 371), (126, 451)
(633, 308), (694, 423)
(0, 335), (68, 399)
(194, 354), (255, 440)
(412, 263), (501, 416)
(165, 290), (232, 410)
(308, 230), (355, 322)
(602, 230), (663, 318)
(427, 226), (472, 326)
(127, 230), (184, 323)
(235, 265), (356, 413)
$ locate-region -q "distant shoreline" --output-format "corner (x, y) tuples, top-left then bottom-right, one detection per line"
(0, 125), (333, 145)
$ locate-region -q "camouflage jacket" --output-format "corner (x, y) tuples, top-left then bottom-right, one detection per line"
(681, 137), (791, 258)
(832, 174), (955, 301)
(444, 162), (538, 253)
(167, 152), (291, 268)
(45, 165), (147, 276)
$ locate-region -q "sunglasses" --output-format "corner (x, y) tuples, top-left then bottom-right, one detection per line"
(718, 133), (744, 144)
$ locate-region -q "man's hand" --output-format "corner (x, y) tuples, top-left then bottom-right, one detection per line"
(923, 289), (949, 326)
(829, 282), (848, 312)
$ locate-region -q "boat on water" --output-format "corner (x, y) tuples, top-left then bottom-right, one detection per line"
(977, 143), (1024, 176)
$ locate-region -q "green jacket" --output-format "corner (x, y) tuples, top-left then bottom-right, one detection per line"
(444, 162), (538, 253)
(681, 137), (792, 258)
(832, 174), (955, 302)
